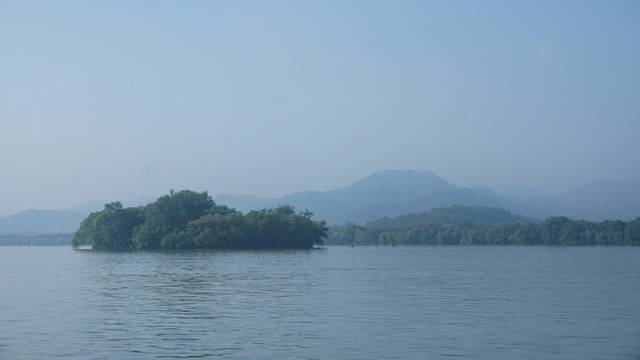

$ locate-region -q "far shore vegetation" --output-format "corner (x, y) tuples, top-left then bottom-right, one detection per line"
(0, 233), (73, 246)
(326, 208), (640, 246)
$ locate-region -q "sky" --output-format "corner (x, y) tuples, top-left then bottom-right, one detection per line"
(1, 0), (639, 215)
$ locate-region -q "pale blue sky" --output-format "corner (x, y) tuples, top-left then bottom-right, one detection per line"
(1, 1), (639, 215)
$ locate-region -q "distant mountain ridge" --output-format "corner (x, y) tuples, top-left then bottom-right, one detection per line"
(217, 170), (640, 224)
(0, 209), (86, 235)
(217, 170), (516, 224)
(0, 197), (158, 235)
(2, 170), (639, 235)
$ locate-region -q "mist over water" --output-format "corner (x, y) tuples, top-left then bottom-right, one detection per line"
(1, 246), (639, 359)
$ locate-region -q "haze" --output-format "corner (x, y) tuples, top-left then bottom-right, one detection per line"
(1, 1), (639, 216)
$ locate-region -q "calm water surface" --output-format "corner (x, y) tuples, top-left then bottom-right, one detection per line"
(0, 246), (638, 359)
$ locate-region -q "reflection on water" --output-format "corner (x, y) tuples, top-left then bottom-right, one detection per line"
(1, 246), (639, 359)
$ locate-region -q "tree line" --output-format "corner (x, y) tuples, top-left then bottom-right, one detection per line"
(327, 216), (640, 246)
(0, 233), (73, 246)
(72, 190), (328, 250)
(365, 205), (537, 228)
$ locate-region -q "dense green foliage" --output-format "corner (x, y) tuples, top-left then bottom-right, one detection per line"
(0, 233), (73, 246)
(327, 215), (640, 246)
(365, 205), (537, 228)
(72, 190), (328, 250)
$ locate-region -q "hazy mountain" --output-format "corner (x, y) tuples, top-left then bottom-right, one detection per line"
(4, 170), (639, 234)
(0, 197), (159, 236)
(257, 170), (512, 225)
(215, 170), (459, 220)
(217, 171), (640, 224)
(274, 171), (445, 224)
(0, 209), (87, 235)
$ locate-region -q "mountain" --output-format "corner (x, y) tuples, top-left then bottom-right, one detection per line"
(0, 209), (87, 235)
(217, 171), (640, 224)
(0, 196), (159, 236)
(217, 170), (512, 225)
(4, 171), (639, 235)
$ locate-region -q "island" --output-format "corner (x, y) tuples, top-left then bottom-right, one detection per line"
(72, 190), (328, 250)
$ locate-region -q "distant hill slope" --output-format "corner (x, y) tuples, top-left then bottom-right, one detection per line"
(0, 197), (159, 236)
(217, 171), (640, 225)
(263, 170), (513, 225)
(365, 205), (538, 229)
(275, 171), (434, 223)
(0, 210), (86, 235)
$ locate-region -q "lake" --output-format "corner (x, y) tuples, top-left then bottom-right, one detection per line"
(0, 246), (638, 359)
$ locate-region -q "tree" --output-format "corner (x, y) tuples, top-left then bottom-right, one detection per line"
(560, 221), (586, 245)
(243, 206), (326, 249)
(132, 190), (214, 249)
(540, 216), (569, 245)
(72, 203), (143, 250)
(71, 191), (336, 250)
(92, 205), (143, 250)
(598, 220), (626, 244)
(66, 192), (331, 250)
(511, 223), (540, 245)
(72, 211), (100, 248)
(179, 211), (246, 248)
(436, 227), (459, 245)
(624, 217), (640, 245)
